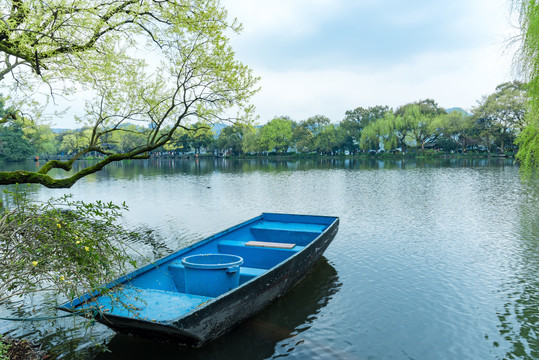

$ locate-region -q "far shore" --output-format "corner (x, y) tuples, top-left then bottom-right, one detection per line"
(23, 151), (516, 163)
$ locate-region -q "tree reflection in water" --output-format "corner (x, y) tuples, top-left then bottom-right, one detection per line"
(497, 189), (539, 360)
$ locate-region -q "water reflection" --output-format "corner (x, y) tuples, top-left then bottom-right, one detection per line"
(0, 157), (517, 180)
(0, 290), (113, 360)
(497, 183), (539, 359)
(94, 258), (340, 360)
(1, 158), (536, 359)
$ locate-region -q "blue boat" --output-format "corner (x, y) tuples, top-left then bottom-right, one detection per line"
(58, 213), (339, 347)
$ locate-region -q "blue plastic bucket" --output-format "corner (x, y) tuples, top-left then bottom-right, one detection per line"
(182, 254), (244, 297)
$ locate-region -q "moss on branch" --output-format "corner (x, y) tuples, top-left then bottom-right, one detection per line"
(0, 152), (150, 188)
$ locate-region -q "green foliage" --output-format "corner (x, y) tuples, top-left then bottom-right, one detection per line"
(292, 122), (315, 153)
(190, 122), (215, 155)
(395, 98), (447, 117)
(162, 123), (217, 155)
(515, 1), (539, 103)
(217, 123), (247, 155)
(419, 149), (438, 157)
(59, 129), (92, 155)
(404, 104), (443, 150)
(316, 124), (344, 155)
(0, 96), (59, 159)
(438, 110), (475, 152)
(436, 136), (459, 152)
(0, 95), (10, 120)
(241, 125), (259, 154)
(0, 82), (531, 162)
(0, 122), (35, 161)
(258, 117), (294, 154)
(342, 106), (390, 153)
(360, 118), (384, 150)
(0, 0), (259, 188)
(0, 336), (9, 360)
(303, 115), (331, 135)
(514, 0), (539, 176)
(515, 116), (538, 176)
(164, 127), (192, 154)
(357, 100), (446, 152)
(292, 115), (334, 154)
(344, 105), (391, 126)
(0, 187), (139, 307)
(472, 81), (528, 152)
(20, 119), (58, 155)
(110, 125), (149, 154)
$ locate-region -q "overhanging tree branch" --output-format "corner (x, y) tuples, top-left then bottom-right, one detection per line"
(0, 0), (259, 188)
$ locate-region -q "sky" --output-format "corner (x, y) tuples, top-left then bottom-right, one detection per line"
(225, 0), (521, 124)
(46, 0), (520, 129)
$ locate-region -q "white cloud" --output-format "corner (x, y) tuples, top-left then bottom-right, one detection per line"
(226, 0), (521, 123)
(250, 41), (515, 123)
(45, 0), (522, 128)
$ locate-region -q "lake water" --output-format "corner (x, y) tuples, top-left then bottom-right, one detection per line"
(1, 157), (538, 359)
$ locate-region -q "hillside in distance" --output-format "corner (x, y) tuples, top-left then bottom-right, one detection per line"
(446, 107), (472, 116)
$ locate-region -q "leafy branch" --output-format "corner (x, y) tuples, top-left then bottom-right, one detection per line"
(0, 187), (142, 306)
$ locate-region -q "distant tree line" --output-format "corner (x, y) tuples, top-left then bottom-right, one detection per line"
(210, 81), (528, 156)
(0, 81), (528, 161)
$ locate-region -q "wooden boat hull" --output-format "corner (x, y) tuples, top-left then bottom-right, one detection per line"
(58, 213), (339, 347)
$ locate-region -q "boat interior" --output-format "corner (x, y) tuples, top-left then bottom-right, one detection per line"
(74, 214), (333, 322)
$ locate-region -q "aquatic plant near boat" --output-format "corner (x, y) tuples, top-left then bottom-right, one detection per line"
(0, 187), (140, 313)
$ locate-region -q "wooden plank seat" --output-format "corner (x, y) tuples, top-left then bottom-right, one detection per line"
(245, 240), (296, 249)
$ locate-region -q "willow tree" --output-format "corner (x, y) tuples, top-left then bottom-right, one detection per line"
(359, 112), (396, 151)
(0, 0), (259, 188)
(400, 104), (443, 151)
(514, 0), (539, 176)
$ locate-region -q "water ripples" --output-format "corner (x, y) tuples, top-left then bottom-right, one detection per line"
(1, 159), (537, 359)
